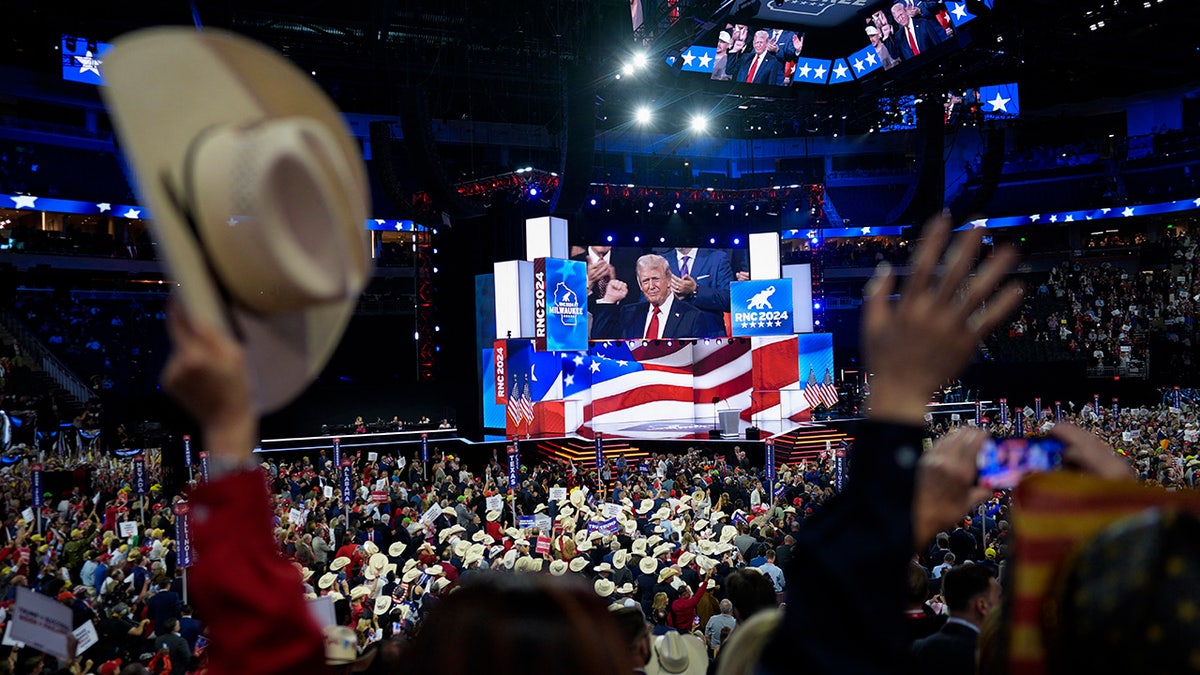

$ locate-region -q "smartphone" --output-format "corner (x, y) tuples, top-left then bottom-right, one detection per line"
(977, 436), (1064, 489)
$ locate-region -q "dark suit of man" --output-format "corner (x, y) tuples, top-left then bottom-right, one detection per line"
(910, 620), (977, 675)
(159, 631), (192, 672)
(892, 15), (946, 59)
(571, 247), (643, 312)
(657, 248), (734, 317)
(737, 50), (781, 85)
(592, 298), (724, 340)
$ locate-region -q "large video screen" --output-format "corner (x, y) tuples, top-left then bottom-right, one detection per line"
(571, 245), (748, 340)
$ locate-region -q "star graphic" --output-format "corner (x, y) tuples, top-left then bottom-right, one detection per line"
(123, 208), (141, 219)
(1030, 214), (1040, 222)
(573, 355), (585, 366)
(852, 58), (865, 73)
(813, 64), (827, 80)
(74, 50), (103, 76)
(374, 219), (385, 225)
(796, 63), (812, 79)
(987, 92), (1010, 113)
(1100, 208), (1111, 214)
(1193, 198), (1200, 207)
(10, 195), (37, 209)
(616, 360), (628, 367)
(394, 223), (404, 231)
(1064, 215), (1074, 222)
(96, 202), (111, 213)
(950, 2), (969, 21)
(865, 51), (878, 67)
(682, 51), (696, 67)
(740, 323), (749, 329)
(971, 219), (988, 228)
(833, 62), (849, 79)
(589, 361), (601, 374)
(1085, 215), (1093, 220)
(1122, 207), (1135, 217)
(564, 373), (575, 387)
(861, 227), (871, 235)
(1049, 214), (1058, 223)
(698, 53), (713, 69)
(226, 216), (244, 227)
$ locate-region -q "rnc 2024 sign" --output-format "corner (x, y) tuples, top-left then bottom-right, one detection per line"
(533, 258), (587, 352)
(730, 279), (794, 337)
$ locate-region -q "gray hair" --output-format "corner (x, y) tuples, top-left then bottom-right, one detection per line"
(720, 598), (733, 614)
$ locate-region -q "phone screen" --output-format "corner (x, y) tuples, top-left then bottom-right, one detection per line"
(977, 436), (1064, 489)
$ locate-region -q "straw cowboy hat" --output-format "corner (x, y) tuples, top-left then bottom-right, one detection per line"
(549, 559), (569, 576)
(387, 542), (407, 558)
(486, 510), (501, 522)
(569, 557), (590, 573)
(613, 550), (629, 569)
(657, 567), (680, 584)
(318, 572), (336, 589)
(100, 28), (371, 413)
(329, 557), (350, 572)
(639, 557), (659, 576)
(645, 633), (708, 675)
(362, 541), (380, 556)
(594, 579), (616, 598)
(373, 595), (392, 615)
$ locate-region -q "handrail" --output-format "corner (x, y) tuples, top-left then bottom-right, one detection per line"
(0, 308), (94, 405)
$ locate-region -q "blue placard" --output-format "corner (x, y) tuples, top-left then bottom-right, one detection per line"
(731, 279), (794, 337)
(518, 515), (536, 530)
(1015, 411), (1024, 436)
(974, 401), (982, 425)
(1055, 401), (1063, 422)
(198, 452), (210, 482)
(133, 457), (147, 495)
(182, 435), (193, 468)
(507, 445), (520, 489)
(534, 258), (587, 352)
(61, 35), (113, 86)
(764, 439), (775, 482)
(773, 482), (786, 499)
(421, 433), (429, 463)
(1093, 394), (1101, 414)
(833, 441), (848, 494)
(1034, 398), (1042, 421)
(1112, 398), (1120, 419)
(1174, 387), (1183, 410)
(340, 460), (354, 504)
(999, 399), (1008, 425)
(332, 438), (341, 468)
(31, 465), (43, 507)
(174, 502), (193, 568)
(639, 460), (649, 474)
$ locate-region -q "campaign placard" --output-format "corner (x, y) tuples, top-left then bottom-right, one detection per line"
(731, 279), (794, 337)
(119, 521), (138, 538)
(182, 435), (193, 468)
(533, 258), (587, 352)
(420, 503), (443, 525)
(602, 503), (623, 519)
(764, 438), (776, 483)
(174, 501), (193, 568)
(133, 456), (147, 495)
(332, 438), (342, 468)
(12, 586), (72, 660)
(507, 445), (521, 489)
(548, 487), (567, 502)
(486, 495), (503, 512)
(339, 459), (354, 505)
(31, 465), (42, 507)
(198, 451), (210, 482)
(421, 433), (429, 463)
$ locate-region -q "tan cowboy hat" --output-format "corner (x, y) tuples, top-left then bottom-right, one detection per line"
(388, 542), (407, 557)
(101, 28), (371, 413)
(576, 539), (593, 553)
(632, 539), (649, 556)
(652, 543), (673, 558)
(646, 632), (708, 675)
(696, 556), (717, 573)
(616, 582), (634, 595)
(329, 556), (350, 572)
(637, 499), (656, 514)
(318, 572), (337, 589)
(426, 564), (444, 577)
(569, 557), (590, 573)
(401, 568), (421, 583)
(514, 556), (540, 573)
(639, 557), (659, 576)
(657, 567), (680, 584)
(373, 595), (392, 615)
(719, 526), (738, 544)
(485, 510), (501, 522)
(402, 559), (418, 573)
(349, 585), (371, 601)
(570, 489), (587, 508)
(697, 540), (716, 556)
(362, 541), (379, 556)
(369, 553), (388, 571)
(594, 562), (613, 574)
(363, 566), (378, 581)
(594, 579), (616, 598)
(677, 552), (695, 568)
(613, 550), (629, 569)
(453, 540), (471, 559)
(549, 559), (569, 576)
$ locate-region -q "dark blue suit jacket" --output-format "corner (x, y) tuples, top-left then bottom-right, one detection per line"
(591, 298), (723, 340)
(658, 248), (734, 315)
(736, 51), (782, 85)
(893, 16), (946, 59)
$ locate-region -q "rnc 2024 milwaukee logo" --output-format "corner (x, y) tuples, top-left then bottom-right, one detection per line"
(550, 282), (583, 326)
(734, 285), (789, 329)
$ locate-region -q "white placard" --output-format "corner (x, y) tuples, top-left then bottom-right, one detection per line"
(420, 503), (443, 525)
(2, 623), (24, 648)
(535, 514), (552, 532)
(289, 508), (306, 527)
(549, 487), (567, 502)
(486, 495), (503, 512)
(323, 486), (334, 499)
(306, 595), (337, 629)
(602, 503), (623, 519)
(12, 586), (72, 660)
(20, 508), (32, 523)
(119, 521), (138, 538)
(368, 452), (378, 462)
(396, 456), (407, 469)
(73, 620), (99, 655)
(375, 478), (387, 491)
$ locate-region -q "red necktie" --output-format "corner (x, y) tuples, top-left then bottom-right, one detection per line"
(746, 55), (761, 83)
(907, 26), (920, 55)
(645, 307), (661, 340)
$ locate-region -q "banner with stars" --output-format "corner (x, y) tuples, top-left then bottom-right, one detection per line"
(847, 46), (883, 78)
(792, 57), (832, 85)
(61, 36), (113, 86)
(731, 279), (794, 337)
(947, 1), (977, 27)
(955, 195), (1200, 231)
(979, 83), (1020, 119)
(665, 47), (717, 74)
(829, 58), (854, 84)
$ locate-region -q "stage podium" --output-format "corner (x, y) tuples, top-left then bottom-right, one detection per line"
(718, 410), (740, 438)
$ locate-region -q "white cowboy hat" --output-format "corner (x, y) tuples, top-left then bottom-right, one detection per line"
(594, 579), (616, 598)
(318, 572), (336, 589)
(612, 550), (628, 569)
(549, 559), (569, 576)
(329, 556), (350, 572)
(373, 595), (392, 615)
(639, 557), (659, 576)
(569, 557), (590, 573)
(387, 542), (407, 558)
(101, 28), (371, 413)
(646, 633), (708, 675)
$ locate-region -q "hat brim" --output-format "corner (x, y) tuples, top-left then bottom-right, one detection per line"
(100, 28), (368, 413)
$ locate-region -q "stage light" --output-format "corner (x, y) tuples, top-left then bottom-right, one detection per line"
(690, 115), (708, 133)
(590, 198), (597, 206)
(815, 320), (821, 327)
(622, 63), (634, 76)
(635, 106), (652, 124)
(730, 204), (736, 211)
(709, 237), (716, 244)
(413, 331), (420, 340)
(648, 201), (655, 208)
(528, 187), (538, 197)
(659, 237), (666, 243)
(435, 326), (441, 332)
(632, 52), (649, 69)
(606, 234), (613, 243)
(811, 237), (819, 245)
(634, 236), (640, 243)
(733, 237), (740, 245)
(813, 302), (821, 310)
(675, 203), (681, 209)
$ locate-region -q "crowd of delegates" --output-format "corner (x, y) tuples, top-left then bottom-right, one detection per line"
(1, 388), (1199, 674)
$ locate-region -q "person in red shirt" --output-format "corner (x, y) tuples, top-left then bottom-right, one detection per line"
(668, 570), (711, 631)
